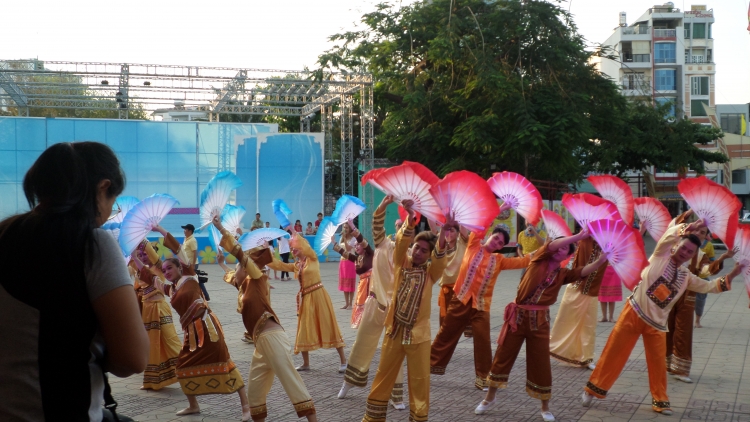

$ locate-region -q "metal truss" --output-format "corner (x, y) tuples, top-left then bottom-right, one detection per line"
(0, 59), (375, 236)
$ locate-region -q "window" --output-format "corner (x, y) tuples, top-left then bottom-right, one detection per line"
(655, 69), (676, 91)
(693, 23), (706, 39)
(708, 23), (712, 39)
(655, 97), (676, 118)
(684, 23), (691, 39)
(654, 43), (676, 63)
(707, 49), (712, 63)
(721, 114), (744, 135)
(732, 170), (746, 185)
(623, 73), (646, 90)
(691, 77), (709, 96)
(691, 99), (709, 116)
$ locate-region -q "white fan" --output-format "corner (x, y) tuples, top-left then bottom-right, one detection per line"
(239, 228), (290, 251)
(199, 171), (242, 231)
(119, 194), (179, 256)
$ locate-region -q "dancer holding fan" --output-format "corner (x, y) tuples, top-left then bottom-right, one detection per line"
(331, 218), (374, 328)
(214, 217), (318, 422)
(429, 171), (532, 391)
(549, 187), (631, 370)
(135, 256), (250, 420)
(583, 217), (743, 415)
(475, 229), (608, 421)
(266, 225), (347, 372)
(665, 211), (735, 383)
(362, 200), (450, 422)
(337, 195), (405, 410)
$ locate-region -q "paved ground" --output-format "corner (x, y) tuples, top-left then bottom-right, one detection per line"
(111, 238), (750, 421)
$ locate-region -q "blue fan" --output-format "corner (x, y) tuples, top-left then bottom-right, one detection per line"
(208, 204), (247, 252)
(239, 228), (290, 251)
(272, 199), (293, 228)
(199, 171), (243, 231)
(109, 196), (139, 224)
(119, 193), (179, 256)
(331, 195), (366, 225)
(313, 217), (341, 255)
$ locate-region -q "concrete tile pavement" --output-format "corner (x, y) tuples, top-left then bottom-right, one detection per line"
(110, 237), (750, 421)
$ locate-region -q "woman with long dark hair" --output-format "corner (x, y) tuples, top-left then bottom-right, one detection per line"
(0, 142), (148, 421)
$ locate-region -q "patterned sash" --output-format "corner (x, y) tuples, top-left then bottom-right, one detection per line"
(389, 266), (427, 344)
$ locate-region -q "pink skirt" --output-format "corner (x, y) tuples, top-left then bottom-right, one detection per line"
(338, 259), (357, 292)
(598, 266), (622, 302)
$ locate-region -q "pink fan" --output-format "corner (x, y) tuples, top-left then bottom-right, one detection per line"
(361, 168), (387, 191)
(587, 219), (648, 291)
(429, 171), (500, 233)
(373, 163), (445, 223)
(588, 175), (634, 226)
(678, 176), (741, 249)
(541, 210), (572, 239)
(634, 197), (671, 242)
(732, 224), (750, 301)
(562, 193), (622, 229)
(487, 172), (543, 225)
(402, 161), (440, 186)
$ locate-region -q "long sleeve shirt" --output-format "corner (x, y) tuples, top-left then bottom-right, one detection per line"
(628, 220), (730, 332)
(384, 219), (447, 345)
(569, 237), (610, 297)
(453, 232), (531, 311)
(512, 243), (583, 306)
(267, 234), (321, 290)
(370, 208), (396, 308)
(333, 230), (374, 275)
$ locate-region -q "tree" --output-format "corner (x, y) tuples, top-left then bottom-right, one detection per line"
(317, 0), (727, 182)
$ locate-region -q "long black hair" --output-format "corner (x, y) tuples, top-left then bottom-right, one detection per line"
(0, 142), (126, 267)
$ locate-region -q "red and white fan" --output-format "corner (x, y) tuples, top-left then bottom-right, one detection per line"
(562, 193), (622, 229)
(587, 218), (648, 291)
(541, 210), (572, 239)
(634, 197), (671, 242)
(372, 163), (445, 224)
(732, 224), (750, 301)
(402, 161), (441, 186)
(678, 176), (742, 249)
(397, 205), (421, 225)
(361, 168), (387, 192)
(429, 171), (500, 233)
(486, 171), (543, 225)
(588, 175), (635, 226)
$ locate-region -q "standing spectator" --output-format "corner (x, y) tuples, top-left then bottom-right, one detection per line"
(516, 223), (546, 257)
(598, 266), (622, 322)
(315, 213), (324, 231)
(265, 222), (270, 228)
(278, 228), (292, 281)
(251, 213), (264, 231)
(305, 222), (316, 235)
(181, 224), (208, 301)
(338, 225), (357, 309)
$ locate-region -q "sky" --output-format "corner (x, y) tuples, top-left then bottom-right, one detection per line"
(4, 0), (750, 104)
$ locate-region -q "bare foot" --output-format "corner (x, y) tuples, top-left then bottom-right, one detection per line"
(345, 305), (352, 310)
(340, 304), (348, 309)
(695, 322), (703, 328)
(599, 318), (608, 323)
(176, 407), (201, 416)
(274, 276), (280, 280)
(269, 285), (275, 289)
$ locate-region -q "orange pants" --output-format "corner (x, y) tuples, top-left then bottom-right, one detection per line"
(585, 301), (671, 412)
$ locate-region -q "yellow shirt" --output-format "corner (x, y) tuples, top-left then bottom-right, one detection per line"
(517, 229), (546, 255)
(183, 235), (198, 265)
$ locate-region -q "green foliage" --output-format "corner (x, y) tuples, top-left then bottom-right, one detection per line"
(317, 0), (727, 183)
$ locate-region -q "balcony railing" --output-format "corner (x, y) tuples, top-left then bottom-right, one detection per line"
(622, 77), (650, 91)
(653, 29), (677, 38)
(622, 26), (651, 35)
(686, 56), (712, 64)
(622, 54), (651, 63)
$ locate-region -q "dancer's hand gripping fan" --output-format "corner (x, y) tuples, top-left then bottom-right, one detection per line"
(272, 199), (293, 229)
(239, 228), (290, 251)
(588, 175), (635, 226)
(199, 171), (242, 231)
(371, 163), (445, 224)
(313, 217), (340, 255)
(208, 205), (246, 253)
(397, 206), (421, 226)
(678, 176), (742, 249)
(332, 195), (366, 226)
(429, 171), (499, 234)
(119, 193), (179, 256)
(562, 193), (622, 229)
(587, 218), (648, 291)
(634, 197), (671, 242)
(731, 225), (750, 301)
(540, 210), (572, 240)
(486, 172), (543, 225)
